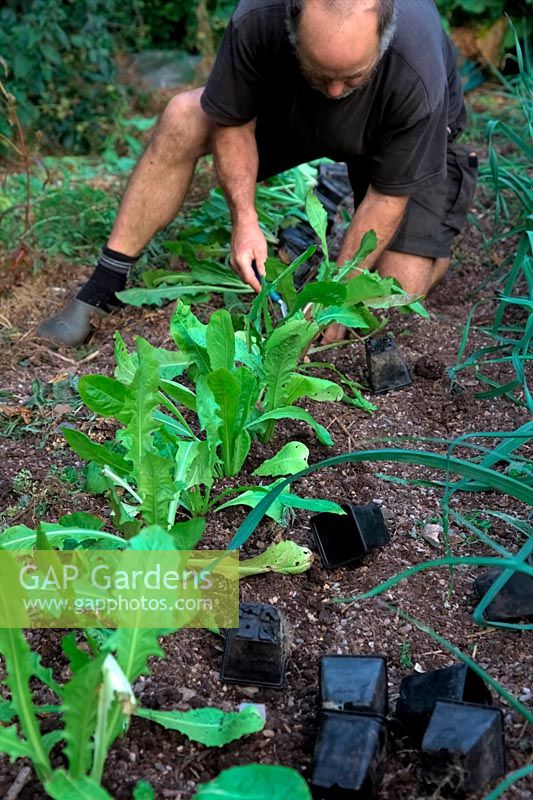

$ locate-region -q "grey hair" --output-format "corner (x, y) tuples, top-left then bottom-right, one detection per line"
(287, 0), (397, 55)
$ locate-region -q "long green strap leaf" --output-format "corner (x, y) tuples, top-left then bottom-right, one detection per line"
(229, 449), (532, 549)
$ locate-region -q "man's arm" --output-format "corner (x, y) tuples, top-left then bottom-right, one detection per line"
(212, 120), (266, 292)
(337, 185), (409, 270)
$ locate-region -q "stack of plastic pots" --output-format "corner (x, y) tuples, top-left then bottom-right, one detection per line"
(311, 655), (389, 799)
(396, 663), (505, 794)
(220, 602), (287, 689)
(311, 502), (390, 570)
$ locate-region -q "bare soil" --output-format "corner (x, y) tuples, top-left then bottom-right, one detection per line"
(0, 182), (531, 800)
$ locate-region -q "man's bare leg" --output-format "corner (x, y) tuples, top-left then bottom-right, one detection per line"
(108, 88), (213, 255)
(376, 251), (451, 296)
(37, 88), (213, 345)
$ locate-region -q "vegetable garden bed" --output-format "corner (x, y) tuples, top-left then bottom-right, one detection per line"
(0, 202), (531, 798)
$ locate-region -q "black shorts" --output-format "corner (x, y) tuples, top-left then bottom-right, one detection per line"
(256, 130), (478, 261)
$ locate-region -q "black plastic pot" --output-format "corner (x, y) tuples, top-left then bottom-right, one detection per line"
(311, 710), (387, 799)
(320, 656), (388, 716)
(315, 190), (339, 220)
(396, 663), (492, 739)
(365, 334), (412, 395)
(220, 602), (287, 688)
(474, 567), (533, 622)
(317, 176), (350, 206)
(318, 162), (351, 189)
(421, 700), (505, 795)
(278, 225), (318, 263)
(311, 503), (390, 570)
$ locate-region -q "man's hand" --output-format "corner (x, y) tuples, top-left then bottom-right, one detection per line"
(231, 218), (268, 292)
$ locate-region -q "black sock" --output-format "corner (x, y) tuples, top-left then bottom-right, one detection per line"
(76, 246), (139, 311)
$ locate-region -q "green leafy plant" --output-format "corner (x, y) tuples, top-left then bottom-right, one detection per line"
(193, 764), (312, 799)
(0, 527), (266, 799)
(63, 311), (343, 527)
(0, 1), (126, 154)
(450, 27), (532, 411)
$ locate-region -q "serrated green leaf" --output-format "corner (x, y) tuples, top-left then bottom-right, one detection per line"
(0, 698), (15, 722)
(206, 309), (235, 371)
(253, 441), (309, 477)
(117, 285), (209, 307)
(0, 725), (32, 762)
(62, 655), (106, 778)
(44, 770), (114, 800)
(62, 633), (91, 674)
(0, 624), (51, 779)
(114, 331), (138, 384)
(170, 302), (210, 374)
(136, 705), (264, 747)
(193, 764), (312, 799)
(239, 540), (313, 575)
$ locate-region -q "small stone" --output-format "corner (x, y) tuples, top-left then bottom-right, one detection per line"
(262, 729), (275, 738)
(421, 523), (442, 547)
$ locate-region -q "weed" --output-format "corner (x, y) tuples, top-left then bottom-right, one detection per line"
(400, 640), (413, 669)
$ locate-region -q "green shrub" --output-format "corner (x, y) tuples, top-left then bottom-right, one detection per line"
(0, 0), (125, 154)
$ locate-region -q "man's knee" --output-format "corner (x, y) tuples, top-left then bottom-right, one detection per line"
(151, 88), (213, 160)
(377, 251), (437, 296)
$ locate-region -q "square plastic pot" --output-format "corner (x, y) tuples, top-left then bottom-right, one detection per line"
(311, 710), (388, 799)
(320, 655), (388, 716)
(365, 334), (412, 395)
(220, 602), (287, 688)
(396, 663), (492, 740)
(474, 568), (533, 622)
(311, 503), (390, 570)
(421, 700), (505, 795)
(317, 176), (350, 206)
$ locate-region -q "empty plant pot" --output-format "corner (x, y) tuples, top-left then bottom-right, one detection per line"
(365, 334), (412, 395)
(421, 700), (505, 795)
(220, 602), (287, 688)
(474, 568), (533, 622)
(311, 710), (388, 799)
(396, 663), (492, 739)
(318, 162), (351, 187)
(311, 503), (390, 570)
(317, 176), (350, 206)
(320, 655), (388, 716)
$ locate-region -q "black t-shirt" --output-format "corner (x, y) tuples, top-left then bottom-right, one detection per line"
(201, 0), (467, 195)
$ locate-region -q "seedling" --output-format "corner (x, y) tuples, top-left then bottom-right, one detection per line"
(311, 502), (390, 570)
(365, 334), (412, 395)
(320, 655), (388, 716)
(396, 663), (492, 739)
(220, 602), (287, 688)
(421, 700), (505, 795)
(311, 710), (387, 799)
